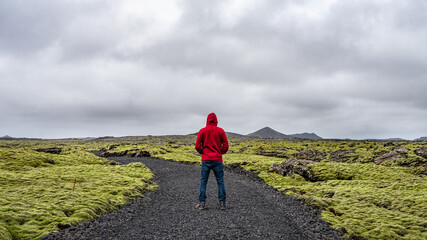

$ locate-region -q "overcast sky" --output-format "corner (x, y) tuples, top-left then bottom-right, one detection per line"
(1, 0), (426, 140)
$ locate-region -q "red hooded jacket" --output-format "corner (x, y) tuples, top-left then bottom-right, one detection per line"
(195, 113), (229, 161)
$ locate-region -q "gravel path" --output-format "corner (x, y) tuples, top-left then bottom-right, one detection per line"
(42, 157), (345, 240)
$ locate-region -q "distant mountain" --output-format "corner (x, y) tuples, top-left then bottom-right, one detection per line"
(247, 127), (289, 138)
(190, 127), (322, 139)
(246, 127), (323, 139)
(415, 137), (427, 141)
(0, 135), (13, 139)
(225, 132), (247, 137)
(288, 132), (322, 140)
(386, 138), (407, 141)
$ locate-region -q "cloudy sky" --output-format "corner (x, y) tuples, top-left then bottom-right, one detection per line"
(1, 0), (426, 140)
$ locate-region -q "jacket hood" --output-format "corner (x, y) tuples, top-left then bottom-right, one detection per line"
(206, 113), (218, 126)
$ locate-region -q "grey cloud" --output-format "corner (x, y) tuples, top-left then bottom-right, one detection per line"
(0, 0), (89, 55)
(1, 0), (426, 139)
(0, 0), (59, 54)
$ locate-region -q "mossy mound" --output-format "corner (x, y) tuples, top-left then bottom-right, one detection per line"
(0, 223), (12, 240)
(0, 147), (156, 239)
(259, 162), (427, 239)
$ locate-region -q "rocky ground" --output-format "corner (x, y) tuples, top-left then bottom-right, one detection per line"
(42, 156), (345, 240)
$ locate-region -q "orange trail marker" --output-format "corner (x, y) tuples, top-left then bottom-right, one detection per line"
(73, 178), (77, 192)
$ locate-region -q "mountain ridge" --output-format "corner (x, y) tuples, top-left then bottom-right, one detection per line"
(247, 127), (289, 138)
(225, 127), (323, 140)
(415, 136), (427, 141)
(288, 132), (323, 140)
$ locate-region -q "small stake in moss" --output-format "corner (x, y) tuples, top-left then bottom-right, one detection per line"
(73, 178), (77, 192)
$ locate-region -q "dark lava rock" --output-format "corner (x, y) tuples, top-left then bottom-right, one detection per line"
(349, 235), (369, 240)
(34, 147), (62, 154)
(329, 149), (356, 162)
(374, 148), (408, 164)
(100, 151), (127, 157)
(133, 150), (150, 157)
(296, 148), (326, 162)
(108, 144), (120, 150)
(323, 192), (335, 198)
(269, 159), (317, 181)
(57, 223), (72, 230)
(415, 147), (427, 158)
(255, 146), (280, 157)
(383, 141), (395, 147)
(256, 150), (278, 157)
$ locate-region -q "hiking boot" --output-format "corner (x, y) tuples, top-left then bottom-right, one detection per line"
(220, 203), (226, 210)
(195, 203), (206, 210)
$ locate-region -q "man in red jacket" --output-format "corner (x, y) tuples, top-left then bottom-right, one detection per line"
(195, 113), (229, 210)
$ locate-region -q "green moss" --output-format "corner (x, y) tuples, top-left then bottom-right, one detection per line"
(0, 223), (12, 240)
(256, 162), (427, 239)
(0, 147), (156, 239)
(2, 137), (426, 240)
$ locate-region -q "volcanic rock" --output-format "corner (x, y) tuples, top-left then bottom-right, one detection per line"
(329, 149), (356, 162)
(256, 150), (278, 157)
(269, 159), (316, 181)
(296, 147), (326, 162)
(133, 151), (151, 157)
(100, 151), (128, 157)
(374, 148), (408, 164)
(108, 144), (120, 150)
(34, 147), (62, 154)
(415, 147), (427, 158)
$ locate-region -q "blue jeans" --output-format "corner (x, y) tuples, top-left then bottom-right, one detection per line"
(199, 161), (226, 204)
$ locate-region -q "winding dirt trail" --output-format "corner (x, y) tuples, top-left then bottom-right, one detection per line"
(42, 157), (344, 240)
